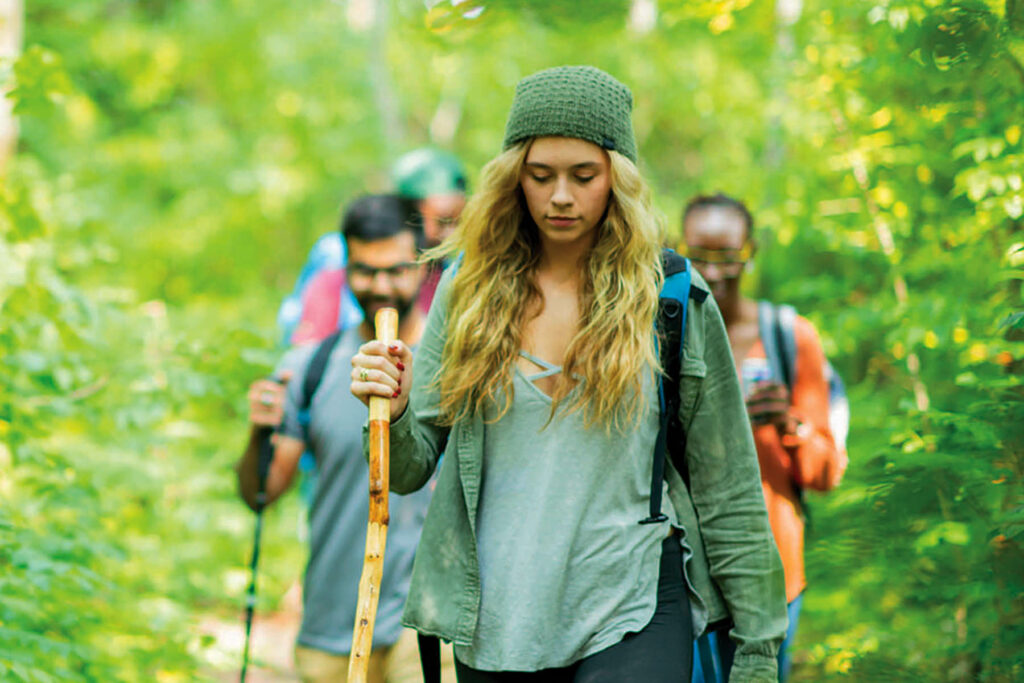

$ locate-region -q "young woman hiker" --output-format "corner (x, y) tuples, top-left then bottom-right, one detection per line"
(351, 65), (788, 682)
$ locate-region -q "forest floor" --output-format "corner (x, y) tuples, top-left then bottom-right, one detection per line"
(199, 581), (303, 682)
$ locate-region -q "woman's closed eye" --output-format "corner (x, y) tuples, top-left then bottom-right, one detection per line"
(528, 173), (594, 184)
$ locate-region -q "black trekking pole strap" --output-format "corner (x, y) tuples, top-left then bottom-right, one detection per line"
(241, 426), (274, 682)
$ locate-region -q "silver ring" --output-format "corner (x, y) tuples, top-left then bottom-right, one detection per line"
(259, 392), (275, 406)
(359, 368), (369, 382)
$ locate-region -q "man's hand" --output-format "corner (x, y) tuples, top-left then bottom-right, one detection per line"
(237, 369), (301, 511)
(247, 370), (293, 429)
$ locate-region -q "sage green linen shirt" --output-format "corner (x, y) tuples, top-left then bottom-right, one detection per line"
(370, 266), (787, 682)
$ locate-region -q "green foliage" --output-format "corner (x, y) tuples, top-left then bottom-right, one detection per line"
(3, 0), (1021, 679)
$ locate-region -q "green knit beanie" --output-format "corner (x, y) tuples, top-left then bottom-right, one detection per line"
(502, 65), (637, 164)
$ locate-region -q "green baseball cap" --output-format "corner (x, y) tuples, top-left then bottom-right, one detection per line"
(392, 148), (468, 200)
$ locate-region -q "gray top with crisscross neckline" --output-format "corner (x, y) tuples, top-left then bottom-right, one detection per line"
(452, 356), (682, 671)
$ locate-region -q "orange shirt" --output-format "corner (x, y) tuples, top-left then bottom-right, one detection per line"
(740, 314), (845, 602)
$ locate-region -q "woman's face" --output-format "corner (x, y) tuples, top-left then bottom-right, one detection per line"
(520, 136), (612, 250)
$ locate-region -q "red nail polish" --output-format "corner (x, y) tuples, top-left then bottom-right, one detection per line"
(392, 391), (400, 398)
(397, 362), (405, 371)
(389, 344), (400, 353)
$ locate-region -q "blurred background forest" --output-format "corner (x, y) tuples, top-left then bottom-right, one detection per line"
(1, 0), (1022, 680)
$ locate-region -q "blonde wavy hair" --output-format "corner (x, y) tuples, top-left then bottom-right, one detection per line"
(428, 139), (665, 433)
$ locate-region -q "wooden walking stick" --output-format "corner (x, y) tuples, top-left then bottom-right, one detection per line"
(348, 307), (399, 683)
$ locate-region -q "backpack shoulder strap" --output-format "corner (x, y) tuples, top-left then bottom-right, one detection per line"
(757, 299), (801, 391)
(640, 248), (706, 524)
(299, 329), (344, 428)
(760, 302), (813, 521)
(758, 300), (785, 388)
(776, 303), (798, 390)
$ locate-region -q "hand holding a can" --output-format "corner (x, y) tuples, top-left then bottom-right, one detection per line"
(741, 358), (791, 429)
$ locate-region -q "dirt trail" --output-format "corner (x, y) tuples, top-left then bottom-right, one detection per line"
(198, 581), (302, 682)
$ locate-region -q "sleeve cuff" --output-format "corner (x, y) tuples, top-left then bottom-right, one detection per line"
(279, 420), (304, 442)
(388, 405), (415, 442)
(728, 653), (779, 682)
(361, 405), (414, 443)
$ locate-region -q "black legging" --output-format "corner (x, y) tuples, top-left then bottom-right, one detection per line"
(454, 535), (693, 683)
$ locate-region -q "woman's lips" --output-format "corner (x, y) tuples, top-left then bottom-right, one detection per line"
(547, 217), (578, 227)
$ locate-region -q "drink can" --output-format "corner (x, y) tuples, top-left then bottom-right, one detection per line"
(741, 357), (772, 396)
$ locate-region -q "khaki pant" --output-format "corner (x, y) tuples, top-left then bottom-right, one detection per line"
(294, 628), (456, 683)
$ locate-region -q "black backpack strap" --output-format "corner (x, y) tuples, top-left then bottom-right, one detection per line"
(298, 330), (343, 429)
(661, 250), (708, 489)
(418, 634), (441, 683)
(641, 293), (683, 525)
(641, 249), (707, 524)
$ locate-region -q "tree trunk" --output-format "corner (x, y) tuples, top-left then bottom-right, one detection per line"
(367, 0), (403, 160)
(0, 0), (23, 174)
(763, 0), (801, 171)
(428, 55), (466, 146)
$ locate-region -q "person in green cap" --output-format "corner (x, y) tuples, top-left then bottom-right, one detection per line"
(392, 147), (468, 248)
(392, 147), (469, 313)
(351, 65), (787, 681)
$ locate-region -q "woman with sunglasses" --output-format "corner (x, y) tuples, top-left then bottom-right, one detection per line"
(682, 194), (847, 681)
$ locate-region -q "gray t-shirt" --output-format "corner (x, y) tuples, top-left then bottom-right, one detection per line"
(454, 364), (680, 671)
(279, 328), (431, 655)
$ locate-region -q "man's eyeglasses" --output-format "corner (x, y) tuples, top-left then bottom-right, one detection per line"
(348, 262), (419, 281)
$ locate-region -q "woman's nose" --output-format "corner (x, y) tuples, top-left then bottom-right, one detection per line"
(551, 177), (573, 207)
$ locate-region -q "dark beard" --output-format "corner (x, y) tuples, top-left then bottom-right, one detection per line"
(355, 292), (418, 321)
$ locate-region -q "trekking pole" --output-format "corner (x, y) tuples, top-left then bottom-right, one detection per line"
(348, 307), (399, 683)
(240, 384), (280, 683)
